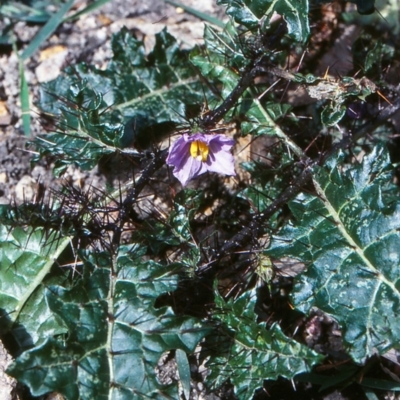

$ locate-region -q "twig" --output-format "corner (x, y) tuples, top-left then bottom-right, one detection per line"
(197, 163), (314, 273)
(201, 57), (267, 128)
(111, 149), (168, 247)
(199, 86), (400, 273)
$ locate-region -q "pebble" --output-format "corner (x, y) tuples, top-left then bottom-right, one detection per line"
(0, 101), (11, 126)
(0, 172), (8, 183)
(15, 175), (37, 202)
(35, 47), (69, 83)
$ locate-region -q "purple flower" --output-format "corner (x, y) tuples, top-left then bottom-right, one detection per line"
(166, 133), (236, 186)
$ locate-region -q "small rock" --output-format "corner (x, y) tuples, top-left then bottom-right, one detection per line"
(15, 175), (37, 202)
(96, 14), (112, 26)
(76, 15), (98, 30)
(39, 45), (68, 62)
(35, 47), (69, 83)
(14, 20), (39, 43)
(0, 101), (11, 126)
(0, 172), (8, 183)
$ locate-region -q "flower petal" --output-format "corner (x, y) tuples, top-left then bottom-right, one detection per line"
(205, 135), (236, 175)
(174, 156), (207, 186)
(210, 134), (235, 147)
(206, 149), (236, 175)
(166, 135), (190, 168)
(190, 133), (208, 143)
(167, 132), (236, 185)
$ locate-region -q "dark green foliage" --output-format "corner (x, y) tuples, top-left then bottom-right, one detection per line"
(2, 0), (400, 398)
(217, 0), (309, 42)
(0, 225), (69, 352)
(268, 146), (400, 363)
(205, 288), (323, 399)
(7, 247), (211, 399)
(34, 28), (217, 175)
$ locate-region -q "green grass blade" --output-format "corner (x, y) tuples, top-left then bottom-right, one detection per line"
(12, 35), (30, 136)
(0, 3), (50, 23)
(19, 60), (31, 136)
(164, 0), (225, 28)
(63, 0), (113, 22)
(20, 0), (75, 61)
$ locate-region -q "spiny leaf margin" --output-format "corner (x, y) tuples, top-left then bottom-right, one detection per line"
(204, 287), (323, 399)
(7, 245), (211, 399)
(217, 0), (310, 42)
(34, 27), (215, 175)
(0, 224), (69, 352)
(267, 145), (400, 363)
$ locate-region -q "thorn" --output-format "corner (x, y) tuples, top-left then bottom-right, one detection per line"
(257, 79), (281, 100)
(376, 90), (393, 106)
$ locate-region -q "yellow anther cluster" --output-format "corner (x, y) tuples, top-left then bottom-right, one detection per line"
(190, 140), (209, 162)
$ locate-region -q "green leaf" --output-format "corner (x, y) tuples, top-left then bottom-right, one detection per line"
(205, 287), (323, 399)
(11, 33), (31, 136)
(238, 147), (298, 229)
(19, 56), (31, 136)
(217, 0), (310, 42)
(217, 0), (264, 30)
(191, 23), (244, 100)
(361, 378), (400, 391)
(320, 104), (346, 126)
(108, 28), (206, 122)
(363, 388), (380, 400)
(35, 74), (121, 175)
(275, 0), (309, 42)
(169, 189), (202, 270)
(171, 189), (203, 244)
(35, 28), (214, 174)
(135, 189), (202, 265)
(242, 97), (304, 158)
(0, 226), (69, 352)
(7, 246), (210, 399)
(191, 23), (304, 159)
(364, 40), (394, 74)
(176, 349), (191, 399)
(267, 145), (400, 363)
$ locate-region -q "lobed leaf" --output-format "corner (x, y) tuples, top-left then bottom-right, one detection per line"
(35, 28), (215, 175)
(275, 0), (309, 42)
(191, 23), (304, 158)
(191, 23), (243, 102)
(7, 246), (210, 399)
(217, 0), (309, 42)
(205, 287), (323, 399)
(0, 225), (69, 352)
(267, 145), (400, 363)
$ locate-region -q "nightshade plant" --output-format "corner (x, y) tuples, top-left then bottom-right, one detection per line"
(3, 0), (400, 399)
